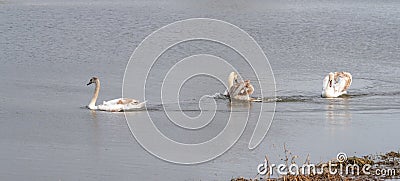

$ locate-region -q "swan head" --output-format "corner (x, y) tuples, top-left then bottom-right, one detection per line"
(328, 72), (334, 88)
(87, 77), (98, 86)
(229, 72), (238, 80)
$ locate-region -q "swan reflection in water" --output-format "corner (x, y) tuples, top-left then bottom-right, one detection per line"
(326, 98), (351, 126)
(228, 100), (252, 109)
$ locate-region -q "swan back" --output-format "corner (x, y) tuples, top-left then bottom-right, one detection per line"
(97, 99), (146, 112)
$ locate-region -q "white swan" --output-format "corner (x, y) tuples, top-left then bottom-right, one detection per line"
(322, 72), (352, 98)
(225, 72), (256, 101)
(86, 77), (146, 111)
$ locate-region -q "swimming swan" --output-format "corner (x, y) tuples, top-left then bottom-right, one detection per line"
(86, 77), (145, 111)
(225, 72), (256, 101)
(322, 72), (352, 98)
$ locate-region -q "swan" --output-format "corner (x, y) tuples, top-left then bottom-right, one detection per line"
(86, 77), (146, 111)
(225, 72), (256, 101)
(321, 72), (352, 98)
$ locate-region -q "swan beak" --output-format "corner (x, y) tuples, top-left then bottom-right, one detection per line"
(329, 80), (332, 87)
(87, 82), (92, 86)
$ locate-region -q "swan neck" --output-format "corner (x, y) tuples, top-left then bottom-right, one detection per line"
(88, 79), (100, 109)
(325, 79), (331, 89)
(228, 73), (235, 88)
(326, 74), (334, 89)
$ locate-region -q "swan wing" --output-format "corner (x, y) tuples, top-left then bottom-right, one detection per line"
(229, 82), (248, 96)
(246, 82), (254, 95)
(123, 101), (147, 111)
(102, 98), (139, 105)
(98, 98), (143, 112)
(97, 103), (124, 112)
(102, 98), (122, 105)
(228, 82), (252, 101)
(334, 72), (352, 92)
(228, 83), (237, 98)
(117, 98), (139, 105)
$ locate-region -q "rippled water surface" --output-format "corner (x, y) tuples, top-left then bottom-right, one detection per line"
(1, 0), (399, 180)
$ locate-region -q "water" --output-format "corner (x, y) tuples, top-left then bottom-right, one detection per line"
(1, 0), (399, 180)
